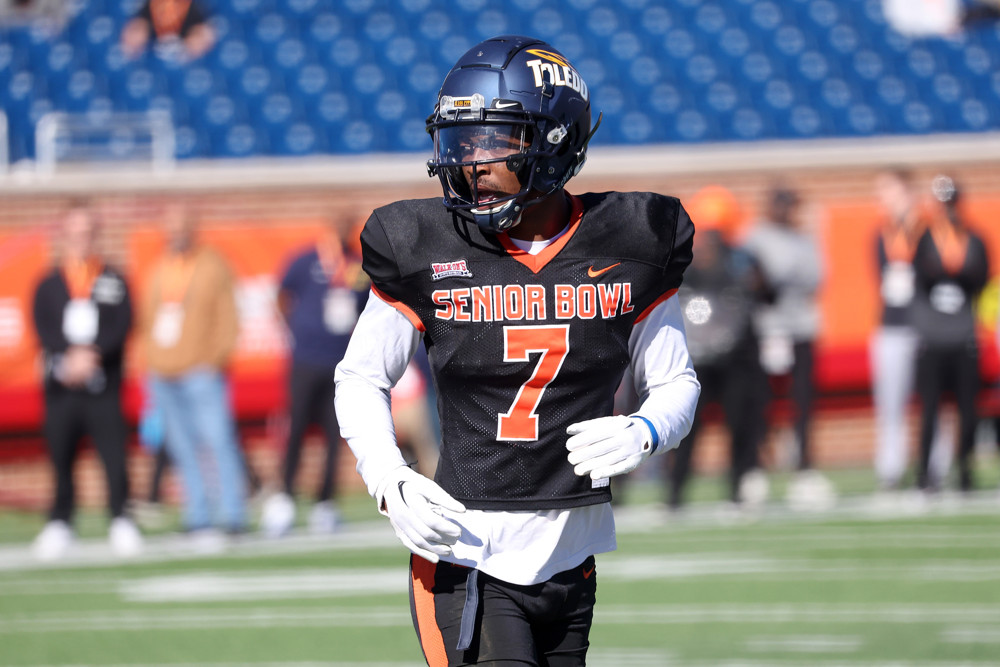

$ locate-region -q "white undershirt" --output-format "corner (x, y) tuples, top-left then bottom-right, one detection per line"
(334, 251), (699, 586)
(506, 222), (571, 255)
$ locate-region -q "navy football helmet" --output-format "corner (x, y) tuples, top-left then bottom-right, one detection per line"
(426, 35), (601, 233)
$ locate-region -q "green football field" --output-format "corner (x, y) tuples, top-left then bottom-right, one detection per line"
(2, 472), (1000, 667)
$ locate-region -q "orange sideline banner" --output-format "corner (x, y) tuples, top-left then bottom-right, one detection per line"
(1, 202), (998, 434)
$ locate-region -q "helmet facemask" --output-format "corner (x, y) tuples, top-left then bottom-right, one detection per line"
(428, 96), (566, 233)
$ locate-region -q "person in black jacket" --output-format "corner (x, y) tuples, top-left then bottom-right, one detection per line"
(912, 175), (990, 492)
(670, 185), (773, 510)
(30, 201), (142, 561)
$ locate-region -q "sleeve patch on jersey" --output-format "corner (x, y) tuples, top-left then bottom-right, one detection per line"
(371, 285), (426, 332)
(430, 259), (473, 281)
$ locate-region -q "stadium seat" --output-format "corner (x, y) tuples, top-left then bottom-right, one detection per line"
(336, 119), (378, 153)
(397, 117), (432, 151)
(280, 122), (321, 155)
(309, 13), (342, 45)
(272, 38), (308, 74)
(528, 8), (564, 40)
(959, 98), (991, 131)
(609, 31), (643, 62)
(1, 0), (997, 163)
(363, 10), (397, 42)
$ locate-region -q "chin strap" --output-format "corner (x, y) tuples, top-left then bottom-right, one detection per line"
(472, 200), (522, 233)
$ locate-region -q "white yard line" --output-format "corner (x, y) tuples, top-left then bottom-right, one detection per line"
(941, 627), (1000, 644)
(0, 523), (401, 573)
(2, 492), (999, 574)
(118, 569), (409, 602)
(0, 607), (411, 632)
(5, 604), (1000, 634)
(620, 528), (1000, 549)
(596, 603), (1000, 624)
(6, 554), (1000, 599)
(746, 634), (863, 653)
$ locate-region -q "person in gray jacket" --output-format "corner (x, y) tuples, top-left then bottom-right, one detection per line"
(743, 184), (835, 509)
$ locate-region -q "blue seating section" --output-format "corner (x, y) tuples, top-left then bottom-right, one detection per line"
(2, 0), (998, 162)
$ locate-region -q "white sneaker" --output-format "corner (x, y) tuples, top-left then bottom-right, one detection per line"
(739, 468), (770, 509)
(32, 520), (74, 562)
(260, 492), (296, 538)
(786, 469), (837, 512)
(188, 527), (228, 555)
(109, 517), (144, 558)
(308, 501), (341, 535)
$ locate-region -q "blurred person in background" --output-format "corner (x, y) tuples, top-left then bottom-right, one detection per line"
(120, 0), (216, 62)
(912, 175), (990, 493)
(670, 185), (772, 511)
(140, 204), (246, 547)
(871, 167), (929, 492)
(133, 377), (172, 530)
(259, 214), (370, 538)
(743, 183), (835, 511)
(31, 200), (142, 560)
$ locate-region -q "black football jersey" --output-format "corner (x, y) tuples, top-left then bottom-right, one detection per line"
(360, 191), (694, 510)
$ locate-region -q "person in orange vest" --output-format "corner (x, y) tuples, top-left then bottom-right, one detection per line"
(871, 168), (931, 491)
(30, 200), (142, 561)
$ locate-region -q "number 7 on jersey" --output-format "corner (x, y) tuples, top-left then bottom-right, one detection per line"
(497, 325), (570, 441)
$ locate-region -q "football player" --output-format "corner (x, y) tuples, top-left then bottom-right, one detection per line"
(334, 35), (700, 666)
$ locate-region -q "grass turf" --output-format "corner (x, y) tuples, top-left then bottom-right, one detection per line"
(2, 466), (1000, 666)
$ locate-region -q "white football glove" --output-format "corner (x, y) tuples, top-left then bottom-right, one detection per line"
(376, 466), (466, 563)
(566, 415), (657, 480)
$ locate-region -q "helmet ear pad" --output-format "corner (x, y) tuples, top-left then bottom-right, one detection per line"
(505, 154), (530, 184)
(504, 125), (535, 185)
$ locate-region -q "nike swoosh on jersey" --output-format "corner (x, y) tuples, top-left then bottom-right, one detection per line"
(582, 565), (595, 579)
(587, 262), (620, 278)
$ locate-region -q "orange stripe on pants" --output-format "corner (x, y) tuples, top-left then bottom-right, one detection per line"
(411, 555), (449, 667)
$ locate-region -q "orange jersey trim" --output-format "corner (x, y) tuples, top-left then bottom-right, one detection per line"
(371, 285), (426, 332)
(498, 194), (584, 274)
(410, 556), (449, 667)
(634, 288), (678, 325)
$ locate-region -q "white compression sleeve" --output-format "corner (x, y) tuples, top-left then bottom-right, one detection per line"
(627, 293), (701, 453)
(334, 291), (423, 498)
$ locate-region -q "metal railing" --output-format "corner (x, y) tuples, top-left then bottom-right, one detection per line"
(0, 111), (8, 176)
(34, 110), (176, 175)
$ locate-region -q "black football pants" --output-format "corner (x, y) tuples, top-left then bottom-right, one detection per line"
(916, 343), (979, 490)
(409, 555), (596, 666)
(282, 361), (341, 502)
(668, 357), (769, 507)
(764, 340), (817, 470)
(43, 389), (129, 522)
